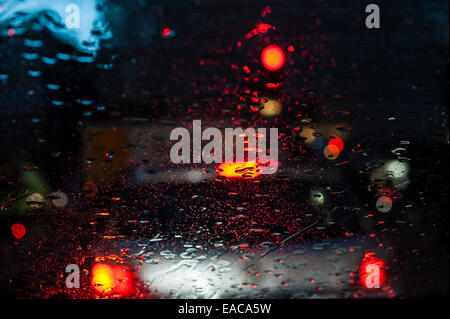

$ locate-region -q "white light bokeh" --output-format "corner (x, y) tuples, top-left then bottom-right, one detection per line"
(384, 160), (409, 179)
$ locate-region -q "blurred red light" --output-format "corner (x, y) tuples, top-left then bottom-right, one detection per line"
(328, 136), (344, 153)
(11, 223), (26, 239)
(261, 45), (285, 71)
(161, 27), (174, 38)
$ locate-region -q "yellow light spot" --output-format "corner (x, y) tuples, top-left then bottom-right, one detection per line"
(299, 127), (316, 144)
(260, 99), (282, 117)
(91, 263), (115, 294)
(217, 162), (261, 179)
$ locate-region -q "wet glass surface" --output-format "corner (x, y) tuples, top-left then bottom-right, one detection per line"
(0, 0), (448, 298)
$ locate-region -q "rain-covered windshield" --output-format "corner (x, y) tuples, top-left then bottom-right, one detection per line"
(0, 0), (448, 299)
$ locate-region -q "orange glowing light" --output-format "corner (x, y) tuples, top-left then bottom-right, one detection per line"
(217, 162), (261, 179)
(323, 145), (340, 160)
(328, 144), (340, 154)
(360, 254), (386, 289)
(11, 223), (26, 239)
(261, 45), (285, 71)
(91, 263), (135, 297)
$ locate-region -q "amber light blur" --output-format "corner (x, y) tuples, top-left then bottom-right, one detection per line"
(324, 136), (344, 160)
(261, 45), (285, 71)
(91, 263), (136, 297)
(260, 99), (282, 117)
(360, 253), (386, 289)
(217, 162), (261, 179)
